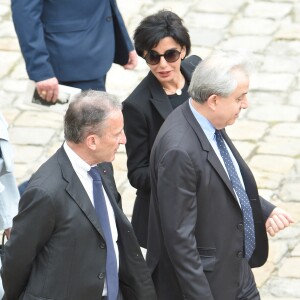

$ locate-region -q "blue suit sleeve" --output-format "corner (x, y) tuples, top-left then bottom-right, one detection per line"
(11, 0), (55, 81)
(110, 0), (134, 65)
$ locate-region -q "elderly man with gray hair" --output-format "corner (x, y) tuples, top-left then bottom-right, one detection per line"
(146, 52), (293, 300)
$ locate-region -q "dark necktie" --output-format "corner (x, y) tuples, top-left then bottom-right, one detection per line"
(215, 130), (255, 260)
(88, 166), (119, 300)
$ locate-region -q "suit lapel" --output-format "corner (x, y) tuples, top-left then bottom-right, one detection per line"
(57, 147), (106, 238)
(97, 164), (130, 227)
(148, 72), (173, 120)
(181, 102), (238, 201)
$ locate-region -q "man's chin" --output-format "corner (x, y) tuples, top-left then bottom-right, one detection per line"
(227, 119), (237, 126)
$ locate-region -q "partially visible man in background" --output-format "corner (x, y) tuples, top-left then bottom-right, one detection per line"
(11, 0), (137, 102)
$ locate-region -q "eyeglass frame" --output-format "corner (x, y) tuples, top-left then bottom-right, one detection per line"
(143, 48), (183, 65)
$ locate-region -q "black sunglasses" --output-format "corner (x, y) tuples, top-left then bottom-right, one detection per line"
(144, 49), (182, 65)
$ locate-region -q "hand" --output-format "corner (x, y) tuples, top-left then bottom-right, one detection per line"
(4, 228), (12, 239)
(123, 50), (138, 70)
(36, 77), (59, 103)
(265, 207), (295, 237)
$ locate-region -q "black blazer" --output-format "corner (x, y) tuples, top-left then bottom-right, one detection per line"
(1, 147), (156, 300)
(147, 101), (275, 300)
(122, 55), (201, 247)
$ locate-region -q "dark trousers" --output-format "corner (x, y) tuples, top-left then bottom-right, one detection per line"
(236, 259), (260, 300)
(152, 255), (260, 300)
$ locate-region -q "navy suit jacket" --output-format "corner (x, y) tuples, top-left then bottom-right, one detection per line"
(11, 0), (134, 82)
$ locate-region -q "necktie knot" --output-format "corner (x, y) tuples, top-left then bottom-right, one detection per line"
(215, 129), (223, 142)
(88, 166), (102, 182)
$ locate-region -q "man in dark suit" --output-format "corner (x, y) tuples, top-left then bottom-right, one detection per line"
(1, 91), (156, 300)
(147, 52), (294, 300)
(11, 0), (137, 101)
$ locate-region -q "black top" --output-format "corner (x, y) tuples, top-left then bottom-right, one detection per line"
(168, 81), (189, 110)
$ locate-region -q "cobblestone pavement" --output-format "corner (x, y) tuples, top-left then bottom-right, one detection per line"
(1, 0), (300, 298)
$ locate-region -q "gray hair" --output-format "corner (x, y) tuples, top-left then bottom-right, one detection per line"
(64, 90), (122, 143)
(188, 51), (252, 103)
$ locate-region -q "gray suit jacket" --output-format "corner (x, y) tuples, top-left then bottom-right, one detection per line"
(1, 146), (156, 300)
(147, 101), (275, 300)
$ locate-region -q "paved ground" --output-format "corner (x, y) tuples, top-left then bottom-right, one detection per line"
(1, 0), (300, 298)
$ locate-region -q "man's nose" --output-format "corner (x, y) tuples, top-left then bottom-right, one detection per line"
(120, 130), (126, 145)
(241, 97), (248, 109)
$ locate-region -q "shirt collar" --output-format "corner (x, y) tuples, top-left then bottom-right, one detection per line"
(189, 99), (216, 141)
(63, 142), (91, 179)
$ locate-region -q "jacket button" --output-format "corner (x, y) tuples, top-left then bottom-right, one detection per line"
(237, 251), (243, 258)
(106, 16), (112, 22)
(100, 243), (105, 249)
(98, 272), (105, 279)
(237, 223), (244, 231)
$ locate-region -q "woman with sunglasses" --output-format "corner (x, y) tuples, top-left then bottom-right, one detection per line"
(122, 10), (201, 248)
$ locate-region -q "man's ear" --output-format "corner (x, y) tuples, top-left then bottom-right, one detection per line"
(86, 135), (97, 150)
(207, 94), (219, 111)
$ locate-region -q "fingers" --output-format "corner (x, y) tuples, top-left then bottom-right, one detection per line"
(266, 207), (295, 237)
(272, 214), (288, 230)
(123, 61), (135, 70)
(266, 213), (293, 237)
(282, 212), (295, 224)
(44, 89), (55, 102)
(268, 216), (281, 232)
(123, 58), (137, 70)
(36, 77), (59, 103)
(53, 86), (59, 101)
(267, 226), (275, 237)
(277, 213), (293, 227)
(123, 50), (138, 70)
